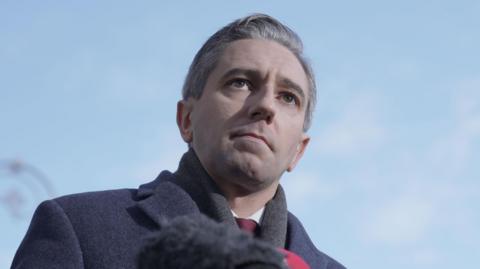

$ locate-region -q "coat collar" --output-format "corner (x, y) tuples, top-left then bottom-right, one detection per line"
(135, 171), (201, 228)
(134, 149), (237, 228)
(135, 176), (330, 267)
(135, 177), (332, 266)
(134, 149), (288, 248)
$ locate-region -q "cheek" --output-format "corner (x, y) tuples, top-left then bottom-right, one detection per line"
(192, 99), (237, 137)
(213, 96), (245, 125)
(218, 92), (245, 112)
(279, 128), (304, 156)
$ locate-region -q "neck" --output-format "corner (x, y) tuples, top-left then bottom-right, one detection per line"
(181, 148), (280, 219)
(215, 179), (279, 218)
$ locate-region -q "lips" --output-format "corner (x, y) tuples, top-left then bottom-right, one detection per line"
(231, 132), (272, 150)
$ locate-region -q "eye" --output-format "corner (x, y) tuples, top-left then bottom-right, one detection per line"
(280, 92), (299, 105)
(227, 78), (251, 90)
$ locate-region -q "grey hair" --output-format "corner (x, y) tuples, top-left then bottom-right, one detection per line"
(182, 13), (316, 131)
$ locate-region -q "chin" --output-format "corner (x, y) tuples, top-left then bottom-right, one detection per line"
(231, 159), (277, 189)
(213, 148), (275, 188)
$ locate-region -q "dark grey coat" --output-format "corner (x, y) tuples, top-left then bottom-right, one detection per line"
(12, 152), (345, 269)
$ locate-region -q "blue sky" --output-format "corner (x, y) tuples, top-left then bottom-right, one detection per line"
(1, 1), (479, 268)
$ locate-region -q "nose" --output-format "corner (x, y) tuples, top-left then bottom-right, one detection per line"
(248, 86), (276, 124)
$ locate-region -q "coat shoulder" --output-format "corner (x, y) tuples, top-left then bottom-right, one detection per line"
(53, 172), (170, 211)
(54, 188), (138, 210)
(287, 212), (346, 269)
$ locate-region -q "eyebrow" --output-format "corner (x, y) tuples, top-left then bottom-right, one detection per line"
(281, 78), (306, 105)
(221, 68), (259, 81)
(221, 68), (307, 105)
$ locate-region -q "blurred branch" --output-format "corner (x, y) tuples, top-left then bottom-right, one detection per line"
(0, 159), (56, 197)
(0, 159), (56, 219)
(0, 188), (25, 219)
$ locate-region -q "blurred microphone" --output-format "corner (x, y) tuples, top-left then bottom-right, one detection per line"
(137, 214), (301, 269)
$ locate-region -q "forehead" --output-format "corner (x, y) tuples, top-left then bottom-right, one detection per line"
(215, 39), (309, 92)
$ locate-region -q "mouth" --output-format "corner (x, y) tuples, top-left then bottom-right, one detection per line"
(230, 132), (272, 150)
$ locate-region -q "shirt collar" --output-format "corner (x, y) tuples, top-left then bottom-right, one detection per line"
(231, 207), (265, 224)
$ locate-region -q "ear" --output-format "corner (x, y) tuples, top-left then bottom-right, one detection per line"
(286, 134), (310, 172)
(176, 100), (194, 143)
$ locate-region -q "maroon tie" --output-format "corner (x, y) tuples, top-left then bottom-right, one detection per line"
(235, 217), (258, 235)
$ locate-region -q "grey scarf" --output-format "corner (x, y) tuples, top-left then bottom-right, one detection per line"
(169, 148), (288, 248)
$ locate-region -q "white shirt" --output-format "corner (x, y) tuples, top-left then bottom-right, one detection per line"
(231, 207), (265, 224)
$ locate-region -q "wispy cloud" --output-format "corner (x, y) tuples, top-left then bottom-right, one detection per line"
(315, 92), (387, 156)
(361, 189), (435, 245)
(355, 77), (480, 266)
(410, 247), (441, 267)
(282, 171), (342, 207)
(426, 78), (480, 177)
(129, 129), (187, 183)
(357, 177), (478, 266)
(298, 77), (480, 268)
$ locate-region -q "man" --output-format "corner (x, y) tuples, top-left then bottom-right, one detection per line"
(12, 14), (346, 269)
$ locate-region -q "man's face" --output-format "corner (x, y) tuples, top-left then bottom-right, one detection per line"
(178, 39), (310, 192)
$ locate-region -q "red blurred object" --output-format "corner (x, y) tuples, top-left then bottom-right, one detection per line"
(279, 248), (310, 269)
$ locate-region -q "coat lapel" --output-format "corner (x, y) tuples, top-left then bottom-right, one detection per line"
(134, 171), (201, 228)
(287, 212), (333, 269)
